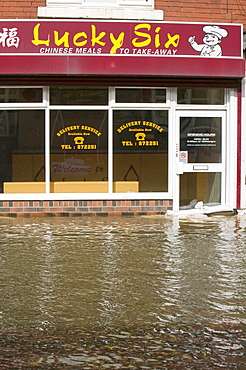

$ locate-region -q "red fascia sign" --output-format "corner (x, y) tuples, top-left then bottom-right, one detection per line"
(0, 20), (243, 77)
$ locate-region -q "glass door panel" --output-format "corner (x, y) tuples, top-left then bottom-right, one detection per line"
(180, 172), (221, 208)
(180, 116), (222, 163)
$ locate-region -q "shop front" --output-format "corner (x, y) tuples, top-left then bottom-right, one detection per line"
(0, 19), (243, 216)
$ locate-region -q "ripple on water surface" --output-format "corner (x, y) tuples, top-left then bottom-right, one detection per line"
(0, 215), (245, 368)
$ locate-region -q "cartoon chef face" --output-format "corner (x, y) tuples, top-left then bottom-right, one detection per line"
(203, 33), (221, 46)
(202, 25), (228, 44)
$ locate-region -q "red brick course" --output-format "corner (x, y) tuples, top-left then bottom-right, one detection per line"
(0, 200), (172, 217)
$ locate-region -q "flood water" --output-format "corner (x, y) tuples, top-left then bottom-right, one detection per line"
(0, 214), (245, 369)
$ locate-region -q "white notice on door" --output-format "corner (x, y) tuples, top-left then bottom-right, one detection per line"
(179, 151), (188, 163)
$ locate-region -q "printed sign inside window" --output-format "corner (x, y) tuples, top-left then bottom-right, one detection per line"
(180, 116), (222, 163)
(114, 110), (168, 153)
(50, 110), (108, 182)
(51, 110), (108, 152)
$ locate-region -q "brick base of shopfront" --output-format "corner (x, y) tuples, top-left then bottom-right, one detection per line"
(0, 200), (173, 217)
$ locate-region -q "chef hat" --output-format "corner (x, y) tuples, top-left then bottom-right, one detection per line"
(203, 25), (228, 39)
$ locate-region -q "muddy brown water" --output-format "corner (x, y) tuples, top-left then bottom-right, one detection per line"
(0, 215), (245, 369)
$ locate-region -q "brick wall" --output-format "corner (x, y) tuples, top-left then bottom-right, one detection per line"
(158, 0), (246, 30)
(0, 1), (45, 19)
(0, 1), (244, 31)
(0, 200), (173, 217)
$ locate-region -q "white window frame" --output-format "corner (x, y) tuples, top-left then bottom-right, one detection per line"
(46, 0), (154, 8)
(0, 86), (236, 209)
(172, 88), (237, 211)
(39, 0), (162, 20)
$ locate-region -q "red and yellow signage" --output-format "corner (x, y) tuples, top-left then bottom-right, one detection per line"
(116, 120), (166, 151)
(0, 20), (243, 77)
(0, 20), (241, 57)
(56, 124), (101, 150)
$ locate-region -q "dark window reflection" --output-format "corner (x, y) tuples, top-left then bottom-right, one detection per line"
(177, 88), (224, 105)
(0, 110), (45, 192)
(116, 88), (166, 103)
(0, 88), (42, 103)
(50, 87), (108, 105)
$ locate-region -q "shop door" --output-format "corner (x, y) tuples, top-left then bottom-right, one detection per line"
(177, 111), (226, 209)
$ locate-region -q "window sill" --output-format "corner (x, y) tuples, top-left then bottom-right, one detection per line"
(37, 6), (164, 20)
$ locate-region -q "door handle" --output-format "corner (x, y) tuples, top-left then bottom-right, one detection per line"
(193, 165), (209, 170)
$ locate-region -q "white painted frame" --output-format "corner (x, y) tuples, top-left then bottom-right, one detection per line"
(172, 88), (237, 211)
(46, 0), (154, 7)
(38, 1), (162, 20)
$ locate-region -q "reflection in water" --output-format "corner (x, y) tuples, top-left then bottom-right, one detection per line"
(0, 216), (245, 368)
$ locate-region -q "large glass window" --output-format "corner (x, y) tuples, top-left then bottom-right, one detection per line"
(1, 110), (45, 193)
(113, 110), (168, 192)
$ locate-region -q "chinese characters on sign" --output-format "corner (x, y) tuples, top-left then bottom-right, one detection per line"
(0, 27), (20, 48)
